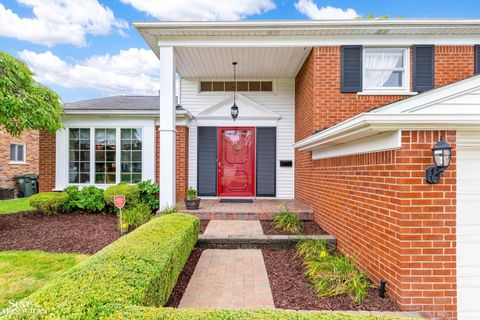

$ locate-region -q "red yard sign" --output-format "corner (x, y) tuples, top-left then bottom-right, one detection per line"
(114, 195), (126, 209)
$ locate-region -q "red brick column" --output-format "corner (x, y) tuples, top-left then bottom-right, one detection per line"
(155, 125), (189, 202)
(38, 131), (56, 192)
(175, 126), (189, 201)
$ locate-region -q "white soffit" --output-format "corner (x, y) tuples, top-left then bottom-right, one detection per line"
(175, 46), (311, 78)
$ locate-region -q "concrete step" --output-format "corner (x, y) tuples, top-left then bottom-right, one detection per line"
(197, 234), (336, 249)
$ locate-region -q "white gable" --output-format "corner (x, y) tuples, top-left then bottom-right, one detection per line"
(372, 74), (480, 115)
(196, 94), (281, 121)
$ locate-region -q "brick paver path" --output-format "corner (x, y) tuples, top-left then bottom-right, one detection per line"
(178, 249), (275, 309)
(204, 220), (263, 237)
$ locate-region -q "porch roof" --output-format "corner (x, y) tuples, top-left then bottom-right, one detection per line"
(135, 19), (480, 78)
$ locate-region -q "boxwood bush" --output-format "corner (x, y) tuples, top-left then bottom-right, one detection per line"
(29, 192), (69, 215)
(104, 183), (140, 209)
(110, 307), (411, 320)
(5, 213), (199, 319)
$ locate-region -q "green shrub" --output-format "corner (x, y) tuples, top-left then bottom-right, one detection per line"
(110, 307), (412, 320)
(29, 192), (69, 215)
(137, 180), (160, 211)
(62, 186), (82, 212)
(186, 187), (197, 200)
(273, 207), (302, 234)
(5, 213), (199, 319)
(62, 186), (106, 212)
(104, 183), (140, 209)
(159, 205), (179, 215)
(296, 239), (369, 304)
(120, 204), (152, 232)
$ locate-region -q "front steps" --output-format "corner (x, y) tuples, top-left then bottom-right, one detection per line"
(178, 199), (314, 220)
(198, 234), (337, 249)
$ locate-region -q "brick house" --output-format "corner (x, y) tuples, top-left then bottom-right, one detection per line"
(39, 20), (480, 319)
(0, 129), (39, 197)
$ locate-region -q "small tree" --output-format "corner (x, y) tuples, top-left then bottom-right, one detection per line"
(0, 50), (63, 136)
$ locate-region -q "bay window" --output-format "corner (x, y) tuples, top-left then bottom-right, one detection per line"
(363, 48), (409, 92)
(68, 127), (143, 185)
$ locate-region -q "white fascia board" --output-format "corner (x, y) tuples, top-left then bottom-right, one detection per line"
(135, 19), (480, 35)
(295, 113), (480, 152)
(371, 74), (480, 114)
(63, 109), (193, 119)
(156, 35), (480, 48)
(312, 131), (402, 160)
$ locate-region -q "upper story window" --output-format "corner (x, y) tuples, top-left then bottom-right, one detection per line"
(10, 143), (25, 163)
(363, 48), (409, 92)
(200, 80), (273, 92)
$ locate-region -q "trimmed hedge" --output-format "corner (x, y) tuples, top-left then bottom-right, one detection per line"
(29, 192), (69, 215)
(110, 307), (415, 320)
(5, 213), (199, 319)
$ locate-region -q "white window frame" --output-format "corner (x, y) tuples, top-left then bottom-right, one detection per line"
(9, 143), (26, 164)
(361, 48), (411, 94)
(54, 117), (158, 191)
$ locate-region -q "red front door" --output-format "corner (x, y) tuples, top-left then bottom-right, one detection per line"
(218, 127), (255, 197)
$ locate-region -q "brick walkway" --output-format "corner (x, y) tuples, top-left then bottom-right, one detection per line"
(203, 221), (263, 237)
(178, 249), (275, 309)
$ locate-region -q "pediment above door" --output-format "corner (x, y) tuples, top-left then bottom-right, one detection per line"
(196, 94), (281, 124)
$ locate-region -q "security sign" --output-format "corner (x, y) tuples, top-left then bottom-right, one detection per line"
(114, 195), (126, 209)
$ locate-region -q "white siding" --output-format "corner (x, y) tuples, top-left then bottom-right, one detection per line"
(181, 78), (295, 199)
(457, 131), (480, 320)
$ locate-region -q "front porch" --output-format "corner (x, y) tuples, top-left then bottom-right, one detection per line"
(177, 199), (313, 220)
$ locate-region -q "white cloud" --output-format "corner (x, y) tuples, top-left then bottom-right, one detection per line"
(0, 0), (127, 47)
(120, 0), (275, 20)
(18, 48), (160, 96)
(295, 0), (359, 20)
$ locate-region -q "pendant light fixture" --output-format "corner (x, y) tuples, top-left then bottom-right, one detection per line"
(230, 62), (239, 121)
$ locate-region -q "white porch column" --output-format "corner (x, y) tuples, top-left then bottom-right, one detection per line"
(159, 46), (176, 209)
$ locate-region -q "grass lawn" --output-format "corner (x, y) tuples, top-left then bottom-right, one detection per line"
(0, 198), (35, 214)
(0, 251), (88, 309)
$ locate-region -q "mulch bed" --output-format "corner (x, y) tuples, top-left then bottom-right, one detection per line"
(0, 212), (120, 254)
(262, 248), (398, 311)
(261, 220), (328, 235)
(199, 220), (209, 234)
(166, 247), (204, 307)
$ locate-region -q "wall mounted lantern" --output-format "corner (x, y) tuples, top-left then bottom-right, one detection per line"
(426, 137), (452, 184)
(230, 62), (239, 121)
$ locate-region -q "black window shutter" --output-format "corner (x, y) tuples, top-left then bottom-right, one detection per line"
(413, 45), (435, 92)
(475, 45), (480, 75)
(256, 127), (276, 197)
(341, 45), (363, 93)
(197, 127), (217, 196)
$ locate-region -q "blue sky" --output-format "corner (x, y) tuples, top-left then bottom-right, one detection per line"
(1, 0), (480, 102)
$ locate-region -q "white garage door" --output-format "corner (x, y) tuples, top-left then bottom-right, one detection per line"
(457, 131), (480, 320)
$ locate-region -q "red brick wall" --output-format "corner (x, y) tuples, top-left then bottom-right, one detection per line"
(295, 45), (473, 319)
(302, 46), (476, 134)
(295, 131), (456, 319)
(38, 131), (56, 192)
(155, 125), (189, 202)
(435, 46), (475, 87)
(0, 129), (40, 196)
